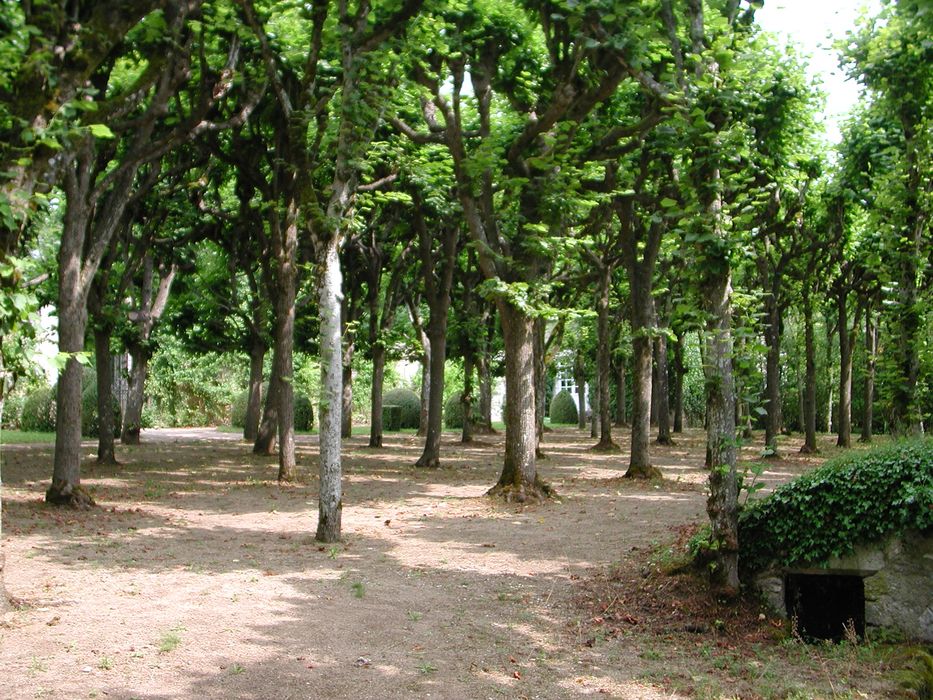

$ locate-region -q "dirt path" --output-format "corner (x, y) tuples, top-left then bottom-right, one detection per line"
(0, 428), (868, 699)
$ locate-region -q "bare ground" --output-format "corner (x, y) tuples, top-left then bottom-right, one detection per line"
(0, 427), (903, 699)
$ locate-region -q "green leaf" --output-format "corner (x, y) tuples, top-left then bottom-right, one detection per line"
(88, 124), (116, 139)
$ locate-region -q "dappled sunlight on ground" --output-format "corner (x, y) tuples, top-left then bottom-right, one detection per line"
(1, 425), (871, 699)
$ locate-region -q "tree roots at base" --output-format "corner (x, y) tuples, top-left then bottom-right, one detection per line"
(45, 483), (96, 508)
(486, 478), (556, 503)
(623, 464), (663, 480)
(590, 440), (621, 453)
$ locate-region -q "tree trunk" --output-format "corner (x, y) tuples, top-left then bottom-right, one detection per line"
(48, 297), (94, 506)
(254, 341), (281, 455)
(654, 333), (672, 445)
(488, 302), (551, 501)
(672, 333), (685, 433)
(702, 268), (740, 596)
(477, 352), (494, 433)
(0, 382), (9, 611)
(763, 294), (783, 455)
(574, 350), (587, 430)
(594, 266), (617, 450)
(415, 325), (447, 469)
(244, 341), (265, 442)
(860, 311), (876, 443)
(316, 238), (343, 542)
(625, 270), (658, 477)
(891, 114), (924, 435)
(341, 357), (353, 439)
(275, 208), (298, 483)
(800, 294), (818, 453)
(93, 326), (118, 464)
(836, 291), (854, 449)
(614, 356), (627, 427)
(121, 345), (148, 445)
(533, 318), (547, 457)
(121, 255), (176, 446)
(369, 342), (386, 448)
(48, 217), (94, 505)
(461, 351), (474, 443)
(409, 306), (430, 437)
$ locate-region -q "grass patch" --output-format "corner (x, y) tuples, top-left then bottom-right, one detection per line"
(1, 430), (56, 444)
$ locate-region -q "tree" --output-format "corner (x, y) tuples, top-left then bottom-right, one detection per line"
(842, 0), (932, 435)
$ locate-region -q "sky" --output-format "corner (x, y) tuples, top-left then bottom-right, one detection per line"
(755, 0), (882, 144)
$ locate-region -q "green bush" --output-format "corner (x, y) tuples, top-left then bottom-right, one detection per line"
(738, 440), (933, 574)
(444, 392), (464, 429)
(294, 394), (314, 431)
(549, 389), (578, 425)
(81, 385), (122, 438)
(1, 391), (26, 429)
(20, 387), (56, 432)
(230, 390), (249, 428)
(383, 387), (420, 430)
(231, 388), (313, 431)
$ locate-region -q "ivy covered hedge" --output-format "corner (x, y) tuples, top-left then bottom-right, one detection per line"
(739, 440), (933, 574)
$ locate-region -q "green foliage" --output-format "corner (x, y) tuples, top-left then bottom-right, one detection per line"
(549, 389), (579, 425)
(738, 440), (933, 574)
(293, 393), (314, 431)
(444, 392), (464, 430)
(81, 384), (122, 438)
(19, 386), (55, 433)
(230, 390), (249, 429)
(145, 335), (244, 427)
(382, 387), (420, 430)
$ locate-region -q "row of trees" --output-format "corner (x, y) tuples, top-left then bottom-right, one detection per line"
(1, 0), (930, 601)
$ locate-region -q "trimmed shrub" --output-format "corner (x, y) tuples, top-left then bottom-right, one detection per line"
(294, 394), (314, 431)
(383, 387), (420, 430)
(549, 389), (578, 425)
(20, 387), (56, 432)
(738, 439), (933, 575)
(81, 385), (122, 438)
(444, 392), (464, 430)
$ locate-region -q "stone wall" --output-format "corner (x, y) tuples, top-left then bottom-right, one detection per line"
(753, 530), (932, 642)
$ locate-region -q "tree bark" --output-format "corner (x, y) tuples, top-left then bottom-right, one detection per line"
(614, 356), (627, 427)
(702, 270), (740, 596)
(672, 332), (685, 433)
(763, 293), (783, 455)
(93, 326), (118, 464)
(860, 310), (876, 443)
(316, 238), (343, 542)
(594, 265), (617, 450)
(799, 292), (819, 453)
(477, 351), (494, 433)
(369, 342), (386, 448)
(253, 341), (281, 455)
(48, 292), (94, 507)
(48, 164), (95, 507)
(274, 204), (298, 483)
(416, 325), (447, 468)
(408, 302), (431, 438)
(654, 332), (672, 445)
(836, 291), (854, 448)
(533, 318), (547, 457)
(244, 341), (265, 442)
(461, 351), (474, 443)
(121, 344), (148, 445)
(488, 302), (550, 501)
(891, 110), (924, 435)
(341, 357), (353, 439)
